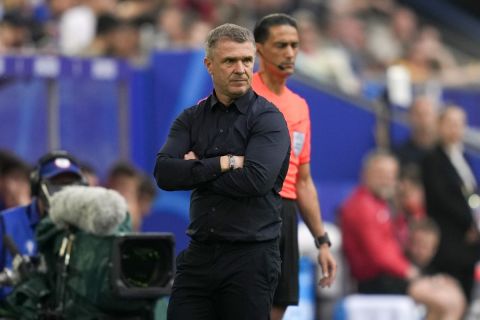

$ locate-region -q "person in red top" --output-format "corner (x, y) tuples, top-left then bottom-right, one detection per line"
(341, 150), (467, 319)
(252, 13), (336, 320)
(340, 150), (419, 292)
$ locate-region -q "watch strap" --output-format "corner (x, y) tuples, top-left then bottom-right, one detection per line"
(228, 155), (235, 170)
(314, 232), (331, 248)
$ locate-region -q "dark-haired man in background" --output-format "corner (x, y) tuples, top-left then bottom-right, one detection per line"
(252, 13), (336, 320)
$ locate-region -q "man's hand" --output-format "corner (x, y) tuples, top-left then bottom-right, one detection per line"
(317, 245), (337, 288)
(184, 151), (198, 160)
(406, 264), (421, 281)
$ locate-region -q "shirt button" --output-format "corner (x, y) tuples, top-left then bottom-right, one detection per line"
(214, 147), (219, 151)
(212, 207), (216, 212)
(210, 228), (215, 233)
(219, 129), (224, 133)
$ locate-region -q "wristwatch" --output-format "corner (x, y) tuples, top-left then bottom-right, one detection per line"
(228, 154), (235, 170)
(314, 232), (331, 248)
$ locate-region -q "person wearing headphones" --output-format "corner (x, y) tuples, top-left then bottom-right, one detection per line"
(252, 13), (337, 320)
(0, 150), (86, 299)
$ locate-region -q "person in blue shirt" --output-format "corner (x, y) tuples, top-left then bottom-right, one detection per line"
(0, 150), (86, 299)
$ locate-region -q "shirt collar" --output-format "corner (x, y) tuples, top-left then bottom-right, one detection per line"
(209, 89), (254, 114)
(444, 143), (464, 157)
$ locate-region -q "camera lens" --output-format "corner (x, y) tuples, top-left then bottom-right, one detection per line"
(120, 239), (173, 288)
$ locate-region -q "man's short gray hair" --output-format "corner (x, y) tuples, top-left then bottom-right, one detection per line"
(205, 23), (255, 58)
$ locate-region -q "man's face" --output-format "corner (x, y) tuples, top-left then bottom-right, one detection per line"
(438, 108), (466, 146)
(41, 173), (83, 198)
(204, 38), (255, 104)
(407, 229), (438, 268)
(365, 156), (399, 201)
(256, 24), (299, 76)
(409, 97), (437, 134)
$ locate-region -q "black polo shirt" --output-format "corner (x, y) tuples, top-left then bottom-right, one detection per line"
(154, 89), (290, 242)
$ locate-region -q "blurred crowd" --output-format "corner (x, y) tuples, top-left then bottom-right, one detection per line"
(0, 150), (157, 232)
(2, 0), (480, 93)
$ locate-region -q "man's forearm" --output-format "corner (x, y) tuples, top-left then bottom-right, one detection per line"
(154, 155), (221, 191)
(296, 176), (326, 237)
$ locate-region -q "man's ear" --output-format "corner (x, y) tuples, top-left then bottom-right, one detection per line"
(204, 57), (213, 75)
(256, 43), (263, 57)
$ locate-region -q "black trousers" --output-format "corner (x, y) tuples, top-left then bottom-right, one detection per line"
(273, 198), (299, 306)
(167, 239), (281, 320)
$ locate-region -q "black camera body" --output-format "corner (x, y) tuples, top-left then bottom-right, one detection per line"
(111, 232), (175, 298)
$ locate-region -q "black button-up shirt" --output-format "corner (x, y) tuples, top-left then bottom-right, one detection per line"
(154, 89), (290, 242)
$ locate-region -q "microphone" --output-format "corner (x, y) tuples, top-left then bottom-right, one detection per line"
(258, 50), (286, 71)
(49, 186), (127, 236)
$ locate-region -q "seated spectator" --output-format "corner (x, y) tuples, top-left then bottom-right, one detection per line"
(0, 150), (30, 211)
(365, 6), (418, 69)
(340, 150), (419, 294)
(406, 218), (466, 319)
(393, 164), (427, 248)
(0, 11), (32, 54)
(406, 218), (440, 271)
(81, 13), (119, 57)
(110, 17), (145, 63)
(340, 149), (466, 319)
(105, 162), (142, 231)
(293, 9), (361, 95)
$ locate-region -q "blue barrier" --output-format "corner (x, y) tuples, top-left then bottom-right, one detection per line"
(2, 53), (479, 253)
(0, 55), (129, 177)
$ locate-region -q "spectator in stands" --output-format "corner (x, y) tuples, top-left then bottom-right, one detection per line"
(392, 164), (427, 248)
(397, 25), (460, 85)
(329, 13), (374, 81)
(155, 5), (211, 50)
(340, 149), (468, 319)
(340, 150), (420, 294)
(82, 13), (119, 57)
(397, 164), (427, 219)
(105, 161), (142, 231)
(422, 105), (480, 301)
(116, 0), (159, 21)
(0, 150), (30, 211)
(58, 0), (116, 56)
(0, 11), (32, 54)
(406, 218), (440, 272)
(110, 17), (144, 63)
(394, 95), (438, 169)
(406, 218), (467, 319)
(252, 13), (337, 320)
(293, 9), (361, 95)
(155, 5), (189, 49)
(366, 6), (418, 68)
